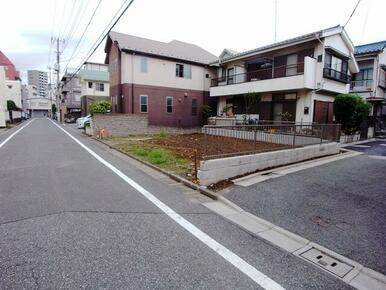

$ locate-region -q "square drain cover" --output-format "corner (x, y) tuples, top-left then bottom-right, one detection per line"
(300, 248), (354, 278)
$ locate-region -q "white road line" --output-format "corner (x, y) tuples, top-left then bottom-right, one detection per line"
(368, 155), (386, 160)
(349, 144), (371, 148)
(0, 120), (34, 150)
(379, 144), (386, 147)
(50, 120), (285, 290)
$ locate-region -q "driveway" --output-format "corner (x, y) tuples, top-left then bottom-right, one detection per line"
(224, 140), (386, 275)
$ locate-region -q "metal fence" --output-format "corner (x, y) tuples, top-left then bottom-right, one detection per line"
(202, 123), (341, 159)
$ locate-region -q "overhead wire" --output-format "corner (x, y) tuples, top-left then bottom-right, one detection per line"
(344, 0), (361, 28)
(63, 0), (135, 85)
(61, 0), (103, 76)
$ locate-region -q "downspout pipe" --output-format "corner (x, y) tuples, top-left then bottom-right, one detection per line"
(131, 52), (135, 114)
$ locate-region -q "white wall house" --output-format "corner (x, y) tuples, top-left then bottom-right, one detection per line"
(5, 79), (22, 121)
(350, 41), (386, 136)
(0, 66), (7, 127)
(79, 62), (110, 116)
(210, 25), (359, 124)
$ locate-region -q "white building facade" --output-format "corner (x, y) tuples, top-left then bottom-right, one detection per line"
(209, 25), (359, 124)
(28, 70), (48, 98)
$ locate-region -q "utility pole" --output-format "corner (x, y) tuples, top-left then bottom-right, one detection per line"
(274, 0), (278, 43)
(53, 37), (64, 122)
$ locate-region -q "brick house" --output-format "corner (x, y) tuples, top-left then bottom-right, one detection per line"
(104, 32), (217, 127)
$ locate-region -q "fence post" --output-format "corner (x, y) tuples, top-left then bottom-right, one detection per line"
(292, 125), (296, 147)
(320, 125), (324, 145)
(254, 127), (257, 151)
(204, 126), (208, 158)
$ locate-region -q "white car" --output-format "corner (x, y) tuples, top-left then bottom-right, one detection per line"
(76, 115), (91, 129)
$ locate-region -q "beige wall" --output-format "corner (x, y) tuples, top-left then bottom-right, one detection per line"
(121, 53), (215, 91)
(0, 67), (6, 127)
(5, 79), (22, 120)
(81, 81), (110, 97)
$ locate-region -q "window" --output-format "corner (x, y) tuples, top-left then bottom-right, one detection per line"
(175, 64), (191, 78)
(96, 83), (104, 91)
(140, 95), (148, 113)
(176, 64), (184, 77)
(221, 67), (226, 81)
(324, 52), (349, 82)
(354, 68), (373, 87)
(286, 54), (297, 76)
(140, 57), (148, 73)
(191, 99), (197, 116)
(166, 96), (173, 113)
(88, 82), (93, 88)
(227, 68), (234, 84)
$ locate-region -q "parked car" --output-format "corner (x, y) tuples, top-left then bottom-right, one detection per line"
(76, 115), (91, 129)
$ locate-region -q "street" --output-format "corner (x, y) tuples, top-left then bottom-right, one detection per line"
(0, 118), (352, 289)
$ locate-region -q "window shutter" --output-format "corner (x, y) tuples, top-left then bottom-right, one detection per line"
(274, 55), (287, 78)
(185, 65), (192, 79)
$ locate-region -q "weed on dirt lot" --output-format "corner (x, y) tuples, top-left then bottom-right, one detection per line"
(103, 133), (290, 180)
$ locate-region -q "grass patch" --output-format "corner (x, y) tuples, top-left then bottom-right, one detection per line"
(128, 146), (189, 171)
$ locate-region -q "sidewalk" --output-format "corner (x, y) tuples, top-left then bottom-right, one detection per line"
(222, 145), (386, 277)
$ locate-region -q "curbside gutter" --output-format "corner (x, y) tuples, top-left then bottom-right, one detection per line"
(90, 136), (219, 200)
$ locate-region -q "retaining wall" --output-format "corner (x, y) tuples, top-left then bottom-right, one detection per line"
(198, 143), (339, 186)
(91, 113), (200, 136)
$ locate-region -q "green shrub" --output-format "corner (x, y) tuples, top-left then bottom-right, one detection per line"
(89, 100), (112, 114)
(334, 94), (370, 134)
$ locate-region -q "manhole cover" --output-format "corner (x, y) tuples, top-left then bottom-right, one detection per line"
(300, 248), (354, 278)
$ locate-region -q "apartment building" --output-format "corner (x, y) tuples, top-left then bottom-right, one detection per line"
(79, 62), (110, 116)
(210, 25), (359, 124)
(28, 70), (48, 97)
(350, 41), (386, 136)
(104, 31), (217, 127)
(60, 70), (81, 120)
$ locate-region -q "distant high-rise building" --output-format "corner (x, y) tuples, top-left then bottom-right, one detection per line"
(28, 70), (48, 97)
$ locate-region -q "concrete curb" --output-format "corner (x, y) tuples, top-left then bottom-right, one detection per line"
(90, 136), (219, 200)
(340, 138), (377, 147)
(205, 195), (386, 290)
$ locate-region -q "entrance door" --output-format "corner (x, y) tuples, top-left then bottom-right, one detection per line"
(273, 103), (283, 121)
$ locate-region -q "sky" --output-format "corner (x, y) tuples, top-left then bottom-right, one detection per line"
(0, 0), (384, 83)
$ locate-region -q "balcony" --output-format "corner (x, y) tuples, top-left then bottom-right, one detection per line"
(350, 79), (373, 92)
(323, 68), (351, 84)
(210, 56), (316, 97)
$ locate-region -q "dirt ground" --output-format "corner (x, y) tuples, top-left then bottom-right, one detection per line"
(146, 133), (290, 160)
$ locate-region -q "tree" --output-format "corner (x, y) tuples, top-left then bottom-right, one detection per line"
(243, 92), (260, 115)
(202, 105), (212, 125)
(334, 94), (370, 134)
(51, 104), (57, 116)
(89, 100), (112, 114)
(7, 100), (18, 124)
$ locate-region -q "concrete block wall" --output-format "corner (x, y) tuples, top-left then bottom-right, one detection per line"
(92, 113), (200, 136)
(198, 143), (339, 186)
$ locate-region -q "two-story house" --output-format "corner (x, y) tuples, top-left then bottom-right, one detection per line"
(60, 70), (81, 121)
(79, 62), (110, 116)
(210, 25), (359, 124)
(104, 32), (217, 127)
(350, 41), (386, 136)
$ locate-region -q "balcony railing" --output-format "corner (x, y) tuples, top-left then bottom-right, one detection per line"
(323, 67), (351, 84)
(350, 79), (373, 91)
(211, 63), (303, 87)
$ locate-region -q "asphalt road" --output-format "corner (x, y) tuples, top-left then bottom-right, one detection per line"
(0, 119), (351, 289)
(226, 140), (386, 275)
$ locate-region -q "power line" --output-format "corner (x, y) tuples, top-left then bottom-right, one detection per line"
(344, 0), (361, 28)
(64, 0), (135, 85)
(61, 0), (103, 75)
